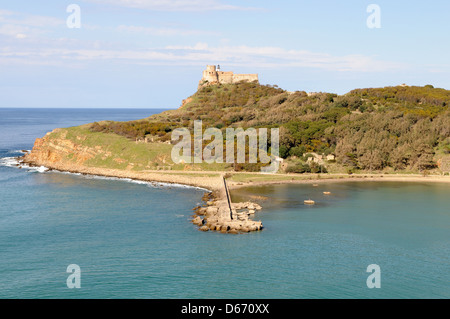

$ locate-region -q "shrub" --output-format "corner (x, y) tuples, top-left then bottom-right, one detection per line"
(289, 146), (306, 157)
(285, 163), (310, 174)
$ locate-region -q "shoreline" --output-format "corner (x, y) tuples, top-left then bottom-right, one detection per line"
(14, 155), (450, 234)
(227, 173), (450, 189)
(2, 152), (212, 192)
(18, 156), (222, 192)
(13, 154), (450, 195)
(17, 157), (450, 193)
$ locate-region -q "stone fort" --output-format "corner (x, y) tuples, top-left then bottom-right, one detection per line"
(198, 65), (258, 89)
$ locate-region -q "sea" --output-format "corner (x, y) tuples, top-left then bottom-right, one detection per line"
(0, 108), (449, 299)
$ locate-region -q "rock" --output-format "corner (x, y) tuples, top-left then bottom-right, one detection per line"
(192, 216), (203, 226)
(193, 195), (264, 234)
(208, 217), (219, 224)
(205, 221), (214, 228)
(196, 208), (206, 216)
(253, 221), (263, 231)
(205, 206), (218, 216)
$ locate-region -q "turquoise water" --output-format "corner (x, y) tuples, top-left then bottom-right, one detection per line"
(0, 109), (449, 298)
(232, 183), (450, 298)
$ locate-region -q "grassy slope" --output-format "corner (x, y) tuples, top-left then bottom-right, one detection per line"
(57, 125), (230, 172)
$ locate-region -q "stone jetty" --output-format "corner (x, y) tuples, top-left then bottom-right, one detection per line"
(191, 192), (263, 234)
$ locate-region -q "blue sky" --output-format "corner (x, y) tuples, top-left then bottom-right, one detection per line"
(0, 0), (449, 108)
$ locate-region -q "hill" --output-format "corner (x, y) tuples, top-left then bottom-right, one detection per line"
(84, 82), (450, 174)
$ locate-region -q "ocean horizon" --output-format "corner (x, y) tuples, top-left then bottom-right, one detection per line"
(0, 108), (449, 299)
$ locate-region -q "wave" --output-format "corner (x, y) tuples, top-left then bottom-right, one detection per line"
(73, 173), (210, 191)
(30, 166), (50, 173)
(13, 150), (30, 154)
(0, 156), (50, 173)
(0, 157), (20, 168)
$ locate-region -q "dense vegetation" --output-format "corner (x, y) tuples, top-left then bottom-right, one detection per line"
(89, 82), (450, 173)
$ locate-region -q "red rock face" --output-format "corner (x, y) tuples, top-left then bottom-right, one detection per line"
(23, 128), (96, 168)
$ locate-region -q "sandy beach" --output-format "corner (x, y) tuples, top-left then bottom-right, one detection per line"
(19, 152), (450, 193)
(227, 173), (450, 189)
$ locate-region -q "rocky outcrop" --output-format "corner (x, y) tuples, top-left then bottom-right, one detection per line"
(23, 129), (97, 166)
(192, 193), (263, 234)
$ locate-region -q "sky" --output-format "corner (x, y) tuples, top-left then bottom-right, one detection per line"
(0, 0), (449, 108)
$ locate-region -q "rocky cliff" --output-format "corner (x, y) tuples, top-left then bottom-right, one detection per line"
(24, 128), (98, 168)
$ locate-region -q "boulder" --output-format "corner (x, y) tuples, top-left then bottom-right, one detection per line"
(196, 208), (207, 216)
(192, 216), (203, 226)
(199, 226), (209, 232)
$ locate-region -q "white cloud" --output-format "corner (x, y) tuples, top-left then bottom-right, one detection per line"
(0, 10), (64, 39)
(160, 43), (405, 72)
(0, 10), (404, 72)
(82, 0), (257, 11)
(0, 40), (405, 73)
(116, 25), (217, 36)
(0, 24), (30, 38)
(0, 9), (63, 28)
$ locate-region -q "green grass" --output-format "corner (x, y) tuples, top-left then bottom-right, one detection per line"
(57, 126), (173, 170)
(51, 125), (233, 172)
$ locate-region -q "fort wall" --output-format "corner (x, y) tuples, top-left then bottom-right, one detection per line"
(199, 65), (258, 89)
